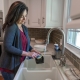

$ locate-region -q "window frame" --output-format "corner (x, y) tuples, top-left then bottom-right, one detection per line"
(64, 0), (80, 58)
(67, 29), (80, 49)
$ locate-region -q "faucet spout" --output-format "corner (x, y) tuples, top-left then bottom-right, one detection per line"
(46, 27), (65, 56)
(46, 27), (65, 67)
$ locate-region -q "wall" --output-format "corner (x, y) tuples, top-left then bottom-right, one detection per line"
(28, 28), (80, 71)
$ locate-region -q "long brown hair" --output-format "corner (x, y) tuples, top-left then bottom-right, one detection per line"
(3, 1), (28, 31)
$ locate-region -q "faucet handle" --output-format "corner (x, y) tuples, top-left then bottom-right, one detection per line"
(59, 55), (66, 67)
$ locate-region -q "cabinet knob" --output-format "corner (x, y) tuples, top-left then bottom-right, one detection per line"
(42, 18), (45, 24)
(0, 18), (2, 22)
(38, 19), (40, 24)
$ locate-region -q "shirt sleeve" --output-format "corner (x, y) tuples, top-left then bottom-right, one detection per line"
(29, 45), (33, 51)
(4, 24), (22, 56)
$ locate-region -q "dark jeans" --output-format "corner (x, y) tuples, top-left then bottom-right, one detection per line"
(1, 72), (14, 80)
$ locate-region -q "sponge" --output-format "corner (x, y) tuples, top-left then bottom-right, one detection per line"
(35, 55), (44, 64)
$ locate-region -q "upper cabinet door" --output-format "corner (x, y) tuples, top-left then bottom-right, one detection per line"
(43, 0), (64, 28)
(28, 0), (42, 28)
(24, 0), (30, 27)
(0, 0), (4, 11)
(70, 0), (80, 20)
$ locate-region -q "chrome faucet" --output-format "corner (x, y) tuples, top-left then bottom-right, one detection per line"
(46, 27), (66, 67)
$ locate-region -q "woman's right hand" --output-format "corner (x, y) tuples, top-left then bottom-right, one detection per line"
(27, 52), (38, 58)
(22, 51), (38, 58)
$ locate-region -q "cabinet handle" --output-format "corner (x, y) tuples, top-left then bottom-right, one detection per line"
(38, 19), (40, 24)
(42, 18), (45, 24)
(28, 19), (30, 24)
(0, 18), (2, 22)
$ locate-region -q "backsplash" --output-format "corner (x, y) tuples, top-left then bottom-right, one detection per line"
(28, 28), (80, 71)
(51, 30), (62, 45)
(65, 48), (80, 71)
(28, 28), (50, 40)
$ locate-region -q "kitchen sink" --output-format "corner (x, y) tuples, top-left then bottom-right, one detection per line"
(14, 55), (67, 80)
(21, 55), (56, 70)
(14, 68), (63, 80)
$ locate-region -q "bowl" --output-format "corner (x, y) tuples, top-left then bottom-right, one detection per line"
(35, 39), (45, 44)
(34, 44), (46, 52)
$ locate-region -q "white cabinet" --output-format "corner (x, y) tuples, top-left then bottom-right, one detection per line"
(3, 0), (28, 23)
(9, 0), (30, 27)
(8, 0), (27, 7)
(70, 0), (80, 20)
(0, 0), (5, 22)
(23, 0), (30, 27)
(27, 0), (64, 28)
(42, 0), (64, 28)
(27, 0), (42, 28)
(7, 0), (42, 28)
(0, 0), (4, 11)
(3, 0), (64, 28)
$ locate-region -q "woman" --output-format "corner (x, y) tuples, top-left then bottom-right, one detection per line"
(0, 1), (40, 80)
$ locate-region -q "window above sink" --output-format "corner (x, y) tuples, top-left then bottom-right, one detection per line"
(67, 29), (80, 49)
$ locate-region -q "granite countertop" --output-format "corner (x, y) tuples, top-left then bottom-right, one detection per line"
(30, 41), (80, 80)
(30, 41), (55, 55)
(55, 59), (80, 80)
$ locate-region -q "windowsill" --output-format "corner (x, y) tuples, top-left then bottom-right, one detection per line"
(65, 43), (80, 58)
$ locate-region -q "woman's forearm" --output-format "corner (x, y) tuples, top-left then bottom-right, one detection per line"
(21, 51), (28, 56)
